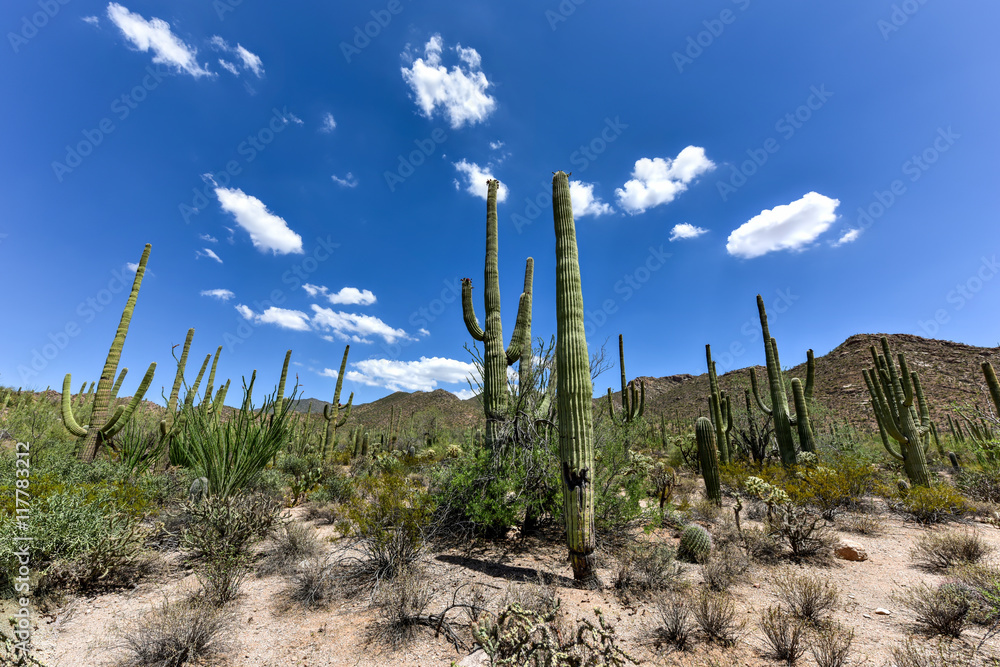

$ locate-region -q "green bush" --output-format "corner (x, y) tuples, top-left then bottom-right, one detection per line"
(894, 484), (971, 524)
(593, 420), (652, 533)
(956, 469), (1000, 503)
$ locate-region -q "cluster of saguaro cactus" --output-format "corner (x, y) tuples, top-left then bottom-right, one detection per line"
(552, 171), (599, 588)
(704, 344), (733, 464)
(747, 295), (815, 465)
(862, 336), (931, 487)
(607, 334), (645, 425)
(461, 178), (533, 450)
(694, 416), (721, 504)
(61, 244), (157, 462)
(320, 345), (353, 460)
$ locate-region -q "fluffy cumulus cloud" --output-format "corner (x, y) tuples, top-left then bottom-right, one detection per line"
(200, 288), (234, 301)
(346, 356), (478, 392)
(833, 228), (861, 247)
(453, 160), (507, 201)
(107, 3), (211, 77)
(669, 223), (708, 241)
(726, 192), (841, 259)
(310, 306), (409, 345)
(568, 181), (613, 217)
(213, 186), (303, 255)
(303, 284), (376, 306)
(235, 305), (311, 331)
(616, 147), (715, 214)
(401, 34), (496, 129)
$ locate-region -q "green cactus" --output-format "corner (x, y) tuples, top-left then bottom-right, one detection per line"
(608, 333), (645, 426)
(678, 524), (713, 563)
(518, 258), (534, 398)
(158, 329), (214, 469)
(360, 431), (370, 458)
(705, 344), (731, 464)
(862, 336), (931, 487)
(984, 362), (1000, 418)
(320, 345), (354, 461)
(276, 350), (292, 411)
(748, 295), (815, 465)
(461, 178), (533, 451)
(695, 416), (721, 504)
(552, 171), (600, 588)
(62, 244), (157, 462)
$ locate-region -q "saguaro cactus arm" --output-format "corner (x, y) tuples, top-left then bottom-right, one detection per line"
(461, 279), (485, 341)
(609, 334), (645, 424)
(101, 362), (156, 439)
(61, 374), (89, 437)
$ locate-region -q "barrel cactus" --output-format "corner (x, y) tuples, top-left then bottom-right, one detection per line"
(678, 524), (713, 563)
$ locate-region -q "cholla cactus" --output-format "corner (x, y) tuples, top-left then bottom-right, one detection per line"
(744, 477), (789, 505)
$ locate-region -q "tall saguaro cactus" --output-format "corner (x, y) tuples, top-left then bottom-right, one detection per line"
(705, 344), (731, 464)
(862, 336), (931, 487)
(695, 416), (721, 504)
(748, 295), (815, 465)
(608, 334), (645, 425)
(461, 179), (533, 450)
(62, 244), (156, 462)
(553, 171), (599, 588)
(321, 345), (354, 459)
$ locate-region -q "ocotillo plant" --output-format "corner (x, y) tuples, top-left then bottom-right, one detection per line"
(747, 295), (815, 465)
(553, 170), (599, 588)
(461, 178), (533, 451)
(320, 345), (354, 460)
(607, 334), (645, 425)
(705, 344), (731, 463)
(159, 330), (214, 469)
(62, 244), (157, 462)
(695, 416), (721, 504)
(862, 336), (931, 487)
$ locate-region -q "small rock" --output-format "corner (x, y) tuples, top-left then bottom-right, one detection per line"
(835, 542), (869, 562)
(457, 649), (489, 667)
(875, 608), (892, 615)
(863, 613), (872, 619)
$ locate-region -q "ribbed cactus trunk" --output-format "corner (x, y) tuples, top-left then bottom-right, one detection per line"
(757, 296), (796, 467)
(984, 362), (1000, 418)
(791, 378), (815, 452)
(517, 258), (534, 397)
(321, 345), (354, 460)
(705, 344), (730, 464)
(553, 171), (599, 588)
(695, 417), (721, 504)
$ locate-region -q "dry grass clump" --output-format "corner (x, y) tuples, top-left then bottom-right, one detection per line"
(758, 605), (807, 664)
(911, 529), (993, 572)
(810, 622), (854, 667)
(893, 583), (971, 637)
(702, 544), (749, 593)
(368, 569), (434, 649)
(839, 513), (886, 536)
(285, 556), (338, 608)
(888, 639), (964, 667)
(259, 521), (324, 576)
(613, 542), (682, 601)
(113, 598), (235, 667)
(774, 570), (839, 623)
(692, 589), (744, 646)
(650, 590), (694, 652)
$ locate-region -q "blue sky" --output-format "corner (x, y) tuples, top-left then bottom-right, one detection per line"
(2, 1), (998, 406)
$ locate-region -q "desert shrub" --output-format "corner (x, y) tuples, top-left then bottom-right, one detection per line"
(702, 545), (749, 593)
(768, 505), (833, 562)
(889, 639), (961, 667)
(114, 598), (235, 667)
(953, 564), (1000, 625)
(911, 530), (993, 572)
(259, 521), (323, 576)
(893, 484), (971, 524)
(839, 513), (885, 536)
(652, 591), (693, 651)
(739, 527), (784, 565)
(810, 622), (854, 667)
(649, 463), (677, 509)
(893, 583), (971, 637)
(692, 589), (743, 646)
(956, 469), (1000, 503)
(613, 543), (682, 599)
(774, 570), (839, 623)
(758, 606), (807, 664)
(309, 464), (354, 505)
(284, 556), (337, 609)
(594, 421), (653, 533)
(784, 456), (881, 519)
(368, 569), (433, 649)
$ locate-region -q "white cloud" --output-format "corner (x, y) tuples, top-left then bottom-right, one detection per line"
(669, 223), (708, 241)
(286, 112), (304, 126)
(331, 172), (358, 188)
(200, 288), (234, 301)
(452, 388), (476, 400)
(199, 233), (218, 243)
(346, 356), (478, 392)
(196, 248), (222, 263)
(320, 112), (337, 133)
(106, 3), (212, 78)
(401, 34), (496, 129)
(489, 141), (504, 150)
(236, 304), (311, 331)
(213, 186), (303, 255)
(311, 305), (409, 345)
(218, 59), (239, 75)
(453, 160), (507, 201)
(726, 192), (841, 259)
(235, 44), (264, 77)
(615, 147), (715, 214)
(302, 283), (324, 297)
(125, 262), (139, 272)
(209, 35), (264, 77)
(569, 180), (613, 217)
(833, 228), (861, 247)
(82, 16), (99, 26)
(301, 284), (375, 305)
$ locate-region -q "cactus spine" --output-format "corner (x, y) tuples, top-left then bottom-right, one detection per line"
(608, 334), (645, 425)
(695, 416), (721, 504)
(705, 344), (731, 464)
(862, 336), (931, 487)
(553, 171), (599, 588)
(461, 179), (533, 450)
(62, 244), (157, 462)
(320, 345), (354, 460)
(748, 295), (815, 465)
